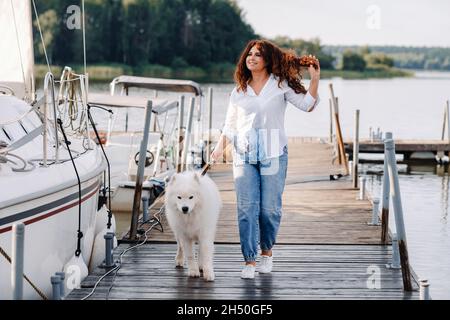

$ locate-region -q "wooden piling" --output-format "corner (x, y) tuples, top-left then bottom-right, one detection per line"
(352, 110), (360, 188)
(130, 101), (153, 240)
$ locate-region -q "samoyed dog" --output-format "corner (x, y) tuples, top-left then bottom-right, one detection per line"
(165, 171), (222, 281)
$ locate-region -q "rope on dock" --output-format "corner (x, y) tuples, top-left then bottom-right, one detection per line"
(0, 245), (48, 300)
(81, 210), (163, 300)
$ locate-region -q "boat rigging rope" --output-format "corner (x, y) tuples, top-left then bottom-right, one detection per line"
(0, 245), (49, 300)
(9, 0), (28, 95)
(57, 119), (83, 258)
(82, 0), (87, 76)
(31, 0), (51, 74)
(87, 104), (114, 228)
(81, 214), (162, 300)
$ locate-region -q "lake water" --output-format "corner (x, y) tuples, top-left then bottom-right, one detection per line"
(88, 70), (450, 299)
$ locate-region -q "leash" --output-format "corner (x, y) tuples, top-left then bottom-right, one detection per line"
(200, 159), (217, 176)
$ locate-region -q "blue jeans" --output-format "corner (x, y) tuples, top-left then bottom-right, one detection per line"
(232, 145), (288, 262)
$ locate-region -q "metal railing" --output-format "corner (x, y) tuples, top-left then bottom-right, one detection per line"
(380, 132), (413, 291)
(42, 72), (60, 166)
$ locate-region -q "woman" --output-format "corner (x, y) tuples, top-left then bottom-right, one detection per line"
(210, 39), (320, 279)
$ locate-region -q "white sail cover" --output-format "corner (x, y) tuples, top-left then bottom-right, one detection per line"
(0, 0), (35, 102)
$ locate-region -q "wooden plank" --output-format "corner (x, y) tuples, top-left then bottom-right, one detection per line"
(66, 243), (419, 300)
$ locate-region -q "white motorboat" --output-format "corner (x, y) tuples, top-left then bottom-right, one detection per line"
(90, 75), (208, 213)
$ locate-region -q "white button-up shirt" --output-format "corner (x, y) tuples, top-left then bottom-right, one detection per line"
(222, 73), (319, 161)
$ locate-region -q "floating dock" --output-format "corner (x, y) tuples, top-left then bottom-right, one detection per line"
(345, 139), (450, 160)
(67, 137), (420, 300)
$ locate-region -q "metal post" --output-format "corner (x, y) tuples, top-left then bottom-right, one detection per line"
(55, 272), (65, 298)
(207, 88), (213, 163)
(447, 100), (450, 143)
(182, 97), (195, 171)
(442, 104), (447, 141)
(51, 275), (61, 300)
(359, 176), (366, 200)
(385, 138), (413, 291)
(386, 233), (401, 269)
(348, 160), (353, 177)
(130, 100), (153, 240)
(125, 87), (129, 132)
(381, 132), (392, 244)
(419, 279), (431, 300)
(353, 110), (360, 188)
(42, 74), (50, 167)
(368, 198), (380, 225)
(11, 223), (25, 300)
(102, 232), (116, 268)
(142, 196), (149, 223)
(79, 74), (92, 150)
(176, 96), (185, 173)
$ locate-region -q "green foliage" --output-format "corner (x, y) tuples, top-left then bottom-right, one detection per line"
(33, 0), (256, 70)
(342, 50), (366, 71)
(273, 36), (335, 69)
(324, 45), (450, 71)
(364, 52), (394, 69)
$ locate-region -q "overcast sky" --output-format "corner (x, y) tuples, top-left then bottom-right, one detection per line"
(236, 0), (450, 47)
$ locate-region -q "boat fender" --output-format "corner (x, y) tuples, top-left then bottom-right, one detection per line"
(63, 254), (88, 293)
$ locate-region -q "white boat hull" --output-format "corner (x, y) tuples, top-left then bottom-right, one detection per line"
(0, 176), (102, 300)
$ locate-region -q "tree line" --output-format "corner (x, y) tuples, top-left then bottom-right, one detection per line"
(33, 0), (424, 81)
(325, 45), (450, 71)
(33, 0), (256, 68)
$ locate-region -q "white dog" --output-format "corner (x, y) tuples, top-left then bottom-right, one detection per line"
(165, 171), (222, 281)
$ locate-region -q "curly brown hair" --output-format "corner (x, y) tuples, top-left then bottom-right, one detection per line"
(234, 39), (308, 94)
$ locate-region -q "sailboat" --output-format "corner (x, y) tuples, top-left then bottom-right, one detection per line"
(0, 0), (108, 299)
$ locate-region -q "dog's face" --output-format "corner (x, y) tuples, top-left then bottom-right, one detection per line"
(167, 172), (201, 214)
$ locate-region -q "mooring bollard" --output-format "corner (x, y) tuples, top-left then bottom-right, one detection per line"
(386, 233), (401, 269)
(359, 176), (366, 200)
(142, 196), (149, 223)
(55, 272), (65, 299)
(51, 275), (62, 300)
(101, 232), (116, 268)
(348, 160), (353, 177)
(12, 223), (25, 300)
(368, 198), (380, 225)
(419, 279), (431, 300)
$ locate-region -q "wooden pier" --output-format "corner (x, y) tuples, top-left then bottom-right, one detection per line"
(67, 137), (420, 300)
(345, 139), (450, 160)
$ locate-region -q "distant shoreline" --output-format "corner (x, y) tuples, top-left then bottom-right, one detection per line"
(35, 63), (414, 83)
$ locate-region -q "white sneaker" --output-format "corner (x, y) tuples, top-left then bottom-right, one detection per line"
(258, 255), (273, 273)
(241, 264), (256, 279)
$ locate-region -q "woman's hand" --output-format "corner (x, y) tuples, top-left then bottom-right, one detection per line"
(307, 55), (320, 99)
(210, 148), (223, 163)
(308, 55), (320, 80)
(210, 134), (227, 163)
